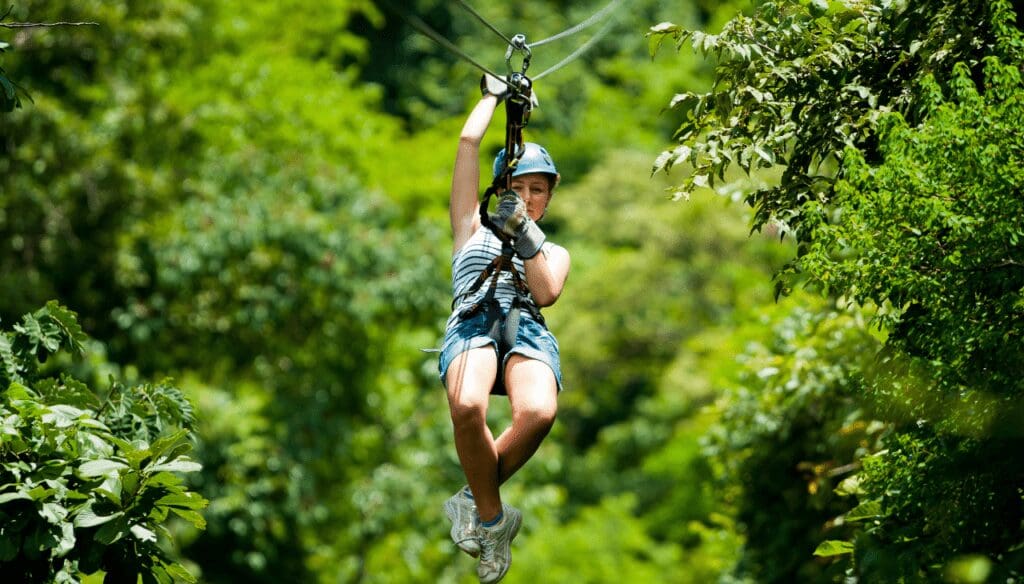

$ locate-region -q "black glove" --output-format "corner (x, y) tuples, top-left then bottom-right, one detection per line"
(480, 73), (509, 103)
(492, 191), (546, 259)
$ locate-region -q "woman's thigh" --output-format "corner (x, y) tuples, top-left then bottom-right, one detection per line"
(446, 346), (499, 408)
(503, 354), (558, 417)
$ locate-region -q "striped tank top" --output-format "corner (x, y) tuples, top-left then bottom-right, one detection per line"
(446, 227), (551, 331)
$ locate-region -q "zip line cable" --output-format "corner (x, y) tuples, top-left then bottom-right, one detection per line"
(453, 0), (514, 47)
(378, 0), (511, 85)
(380, 0), (626, 87)
(527, 0), (626, 48)
(533, 15), (617, 80)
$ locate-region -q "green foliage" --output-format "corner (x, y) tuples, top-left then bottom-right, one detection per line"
(705, 301), (884, 582)
(655, 0), (1024, 581)
(649, 0), (1018, 235)
(0, 0), (202, 332)
(806, 54), (1024, 582)
(505, 495), (687, 583)
(855, 431), (1024, 582)
(803, 57), (1024, 424)
(0, 40), (29, 112)
(0, 303), (206, 583)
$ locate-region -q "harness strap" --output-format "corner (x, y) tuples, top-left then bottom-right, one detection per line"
(456, 240), (543, 324)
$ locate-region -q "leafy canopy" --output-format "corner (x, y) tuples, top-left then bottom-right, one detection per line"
(1, 303), (206, 583)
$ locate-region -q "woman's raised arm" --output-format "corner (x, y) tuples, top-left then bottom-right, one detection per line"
(450, 94), (501, 253)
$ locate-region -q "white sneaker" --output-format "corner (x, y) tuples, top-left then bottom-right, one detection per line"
(444, 487), (481, 557)
(476, 504), (522, 584)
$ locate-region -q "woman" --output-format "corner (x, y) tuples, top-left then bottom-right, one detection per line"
(438, 76), (570, 584)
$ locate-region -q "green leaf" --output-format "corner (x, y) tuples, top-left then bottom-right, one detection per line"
(93, 487), (122, 506)
(54, 522), (76, 558)
(78, 418), (111, 431)
(147, 457), (202, 474)
(813, 539), (855, 557)
(130, 524), (157, 543)
(15, 313), (60, 355)
(94, 515), (128, 545)
(164, 563), (197, 583)
(144, 471), (185, 488)
(42, 404), (87, 428)
(647, 22), (683, 57)
(845, 499), (884, 522)
(39, 502), (68, 524)
(27, 485), (56, 501)
(45, 301), (87, 356)
(168, 508), (206, 529)
(75, 508), (124, 528)
(148, 429), (189, 461)
(78, 459), (128, 478)
(835, 474), (864, 497)
(0, 491), (32, 504)
(155, 492), (207, 510)
(57, 375), (101, 410)
(145, 566), (171, 584)
(0, 332), (23, 384)
(4, 381), (36, 401)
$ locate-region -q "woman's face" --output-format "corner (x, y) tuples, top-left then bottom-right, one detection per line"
(510, 173), (554, 221)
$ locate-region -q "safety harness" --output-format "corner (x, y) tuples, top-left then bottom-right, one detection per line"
(454, 42), (545, 382)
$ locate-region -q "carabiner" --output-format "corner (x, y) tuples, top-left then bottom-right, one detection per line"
(505, 33), (532, 75)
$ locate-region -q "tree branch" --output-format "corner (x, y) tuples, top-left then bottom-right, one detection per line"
(0, 5), (97, 28)
(1, 21), (98, 28)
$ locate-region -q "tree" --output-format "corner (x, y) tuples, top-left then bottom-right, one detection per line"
(0, 303), (206, 583)
(649, 0), (1015, 236)
(652, 0), (1024, 580)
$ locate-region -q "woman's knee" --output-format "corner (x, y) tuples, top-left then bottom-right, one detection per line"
(505, 355), (558, 429)
(446, 381), (489, 428)
(514, 397), (557, 431)
(448, 391), (489, 429)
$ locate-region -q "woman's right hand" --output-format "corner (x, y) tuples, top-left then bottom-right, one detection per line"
(480, 73), (509, 103)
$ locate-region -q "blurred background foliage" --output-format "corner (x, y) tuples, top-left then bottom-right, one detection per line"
(2, 0), (1021, 582)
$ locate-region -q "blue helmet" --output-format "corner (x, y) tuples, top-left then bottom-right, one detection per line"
(492, 142), (559, 180)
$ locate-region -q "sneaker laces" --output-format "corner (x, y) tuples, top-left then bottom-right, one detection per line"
(479, 530), (498, 565)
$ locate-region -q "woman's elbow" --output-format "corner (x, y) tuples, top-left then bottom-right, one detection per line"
(534, 289), (562, 308)
(459, 134), (483, 149)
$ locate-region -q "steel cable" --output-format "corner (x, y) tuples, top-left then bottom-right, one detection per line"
(533, 15), (617, 80)
(527, 0), (625, 48)
(378, 0), (511, 85)
(380, 0), (625, 89)
(453, 0), (515, 47)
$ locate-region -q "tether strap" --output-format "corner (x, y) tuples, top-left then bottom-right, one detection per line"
(479, 74), (532, 239)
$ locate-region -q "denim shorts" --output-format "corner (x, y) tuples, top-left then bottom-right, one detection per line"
(438, 309), (562, 395)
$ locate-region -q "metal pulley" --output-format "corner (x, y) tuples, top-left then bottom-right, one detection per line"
(506, 72), (533, 108)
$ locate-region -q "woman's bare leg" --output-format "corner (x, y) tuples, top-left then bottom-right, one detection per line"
(446, 346), (502, 521)
(494, 354), (558, 484)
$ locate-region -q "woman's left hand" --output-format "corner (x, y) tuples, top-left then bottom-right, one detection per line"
(492, 191), (546, 258)
(493, 191), (528, 233)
